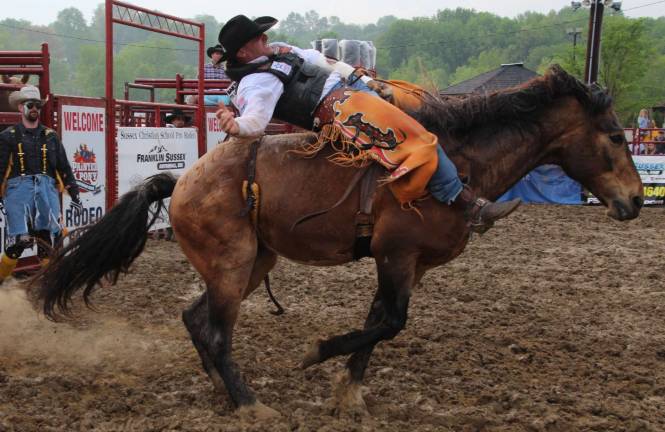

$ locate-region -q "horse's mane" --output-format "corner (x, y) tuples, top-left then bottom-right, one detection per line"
(413, 65), (613, 140)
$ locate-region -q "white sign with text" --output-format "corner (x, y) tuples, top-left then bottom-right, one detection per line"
(60, 105), (107, 231)
(206, 112), (228, 153)
(117, 127), (198, 229)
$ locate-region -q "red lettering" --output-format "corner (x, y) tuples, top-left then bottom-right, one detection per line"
(63, 110), (104, 132)
(64, 112), (72, 130)
(208, 116), (223, 132)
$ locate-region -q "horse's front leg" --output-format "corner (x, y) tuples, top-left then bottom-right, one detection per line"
(344, 263), (429, 381)
(301, 252), (416, 411)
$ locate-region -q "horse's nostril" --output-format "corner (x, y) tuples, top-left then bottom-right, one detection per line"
(633, 196), (644, 209)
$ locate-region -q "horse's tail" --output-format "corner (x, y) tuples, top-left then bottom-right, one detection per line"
(36, 173), (178, 320)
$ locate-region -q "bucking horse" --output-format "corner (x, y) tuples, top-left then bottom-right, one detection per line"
(35, 66), (643, 418)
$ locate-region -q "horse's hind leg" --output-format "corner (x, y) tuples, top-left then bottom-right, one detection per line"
(182, 293), (225, 392)
(182, 246), (280, 418)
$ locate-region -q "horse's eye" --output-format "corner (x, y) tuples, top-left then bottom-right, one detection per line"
(609, 134), (624, 145)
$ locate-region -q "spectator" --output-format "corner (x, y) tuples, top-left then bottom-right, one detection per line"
(0, 86), (81, 282)
(165, 108), (191, 128)
(638, 108), (655, 136)
(655, 130), (665, 154)
(644, 141), (658, 155)
(205, 44), (229, 80)
(200, 44), (232, 107)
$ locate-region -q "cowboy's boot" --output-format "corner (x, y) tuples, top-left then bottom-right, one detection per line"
(455, 185), (521, 233)
(0, 254), (18, 284)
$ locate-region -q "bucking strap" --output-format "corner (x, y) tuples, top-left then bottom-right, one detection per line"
(240, 137), (263, 221)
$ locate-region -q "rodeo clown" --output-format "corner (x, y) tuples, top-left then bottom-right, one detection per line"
(0, 86), (81, 282)
(215, 15), (520, 228)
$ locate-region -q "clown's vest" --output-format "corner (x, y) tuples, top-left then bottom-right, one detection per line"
(225, 52), (331, 130)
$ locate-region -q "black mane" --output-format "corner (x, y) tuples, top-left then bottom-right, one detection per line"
(412, 65), (613, 139)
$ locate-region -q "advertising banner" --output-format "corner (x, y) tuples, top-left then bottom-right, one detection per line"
(60, 105), (106, 231)
(586, 155), (665, 205)
(206, 112), (228, 153)
(634, 155), (665, 205)
(117, 127), (198, 229)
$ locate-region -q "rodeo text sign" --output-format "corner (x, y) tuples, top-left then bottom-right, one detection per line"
(117, 127), (198, 229)
(61, 105), (107, 230)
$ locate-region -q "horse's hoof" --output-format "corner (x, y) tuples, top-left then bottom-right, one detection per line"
(300, 338), (323, 369)
(237, 401), (281, 421)
(329, 371), (369, 418)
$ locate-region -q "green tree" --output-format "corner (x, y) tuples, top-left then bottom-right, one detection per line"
(598, 17), (653, 122)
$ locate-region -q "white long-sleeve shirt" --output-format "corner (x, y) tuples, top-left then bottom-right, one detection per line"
(232, 43), (351, 137)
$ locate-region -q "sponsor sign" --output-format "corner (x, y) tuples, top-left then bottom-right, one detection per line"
(61, 105), (107, 230)
(117, 127), (198, 229)
(586, 155), (665, 205)
(206, 112), (228, 152)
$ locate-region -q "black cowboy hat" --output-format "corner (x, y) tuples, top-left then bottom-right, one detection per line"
(206, 44), (224, 58)
(165, 108), (191, 124)
(217, 15), (278, 61)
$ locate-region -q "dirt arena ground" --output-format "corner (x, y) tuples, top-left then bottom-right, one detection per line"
(1, 204), (664, 431)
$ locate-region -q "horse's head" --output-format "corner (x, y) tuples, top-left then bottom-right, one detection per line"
(546, 67), (642, 221)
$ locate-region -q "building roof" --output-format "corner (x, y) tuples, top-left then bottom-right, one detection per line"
(440, 63), (539, 96)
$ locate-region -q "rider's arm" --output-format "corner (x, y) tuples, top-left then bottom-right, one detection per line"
(233, 75), (284, 137)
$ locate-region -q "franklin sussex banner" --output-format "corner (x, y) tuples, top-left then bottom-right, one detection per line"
(117, 127), (198, 229)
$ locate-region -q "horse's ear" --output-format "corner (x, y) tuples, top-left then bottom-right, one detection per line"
(546, 64), (565, 77)
(21, 75), (30, 84)
(1, 75), (10, 84)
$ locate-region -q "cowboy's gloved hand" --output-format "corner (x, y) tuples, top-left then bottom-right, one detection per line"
(215, 102), (240, 136)
(366, 80), (394, 104)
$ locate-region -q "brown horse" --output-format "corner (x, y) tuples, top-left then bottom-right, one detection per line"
(0, 74), (30, 112)
(37, 66), (643, 418)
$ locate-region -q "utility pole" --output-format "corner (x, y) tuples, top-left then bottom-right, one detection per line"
(584, 1), (604, 84)
(566, 27), (583, 63)
(571, 1), (622, 85)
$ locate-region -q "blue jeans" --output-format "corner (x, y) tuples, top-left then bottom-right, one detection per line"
(329, 78), (378, 95)
(4, 174), (62, 237)
(328, 78), (464, 204)
(429, 145), (464, 203)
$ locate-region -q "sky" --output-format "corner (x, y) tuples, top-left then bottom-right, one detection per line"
(1, 0), (664, 27)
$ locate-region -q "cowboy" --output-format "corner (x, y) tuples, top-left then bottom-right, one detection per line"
(165, 108), (191, 128)
(0, 86), (81, 282)
(193, 44), (232, 107)
(215, 15), (520, 231)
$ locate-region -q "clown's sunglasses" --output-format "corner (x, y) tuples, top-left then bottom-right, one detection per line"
(25, 101), (43, 110)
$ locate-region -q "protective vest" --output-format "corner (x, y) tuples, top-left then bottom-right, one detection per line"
(226, 52), (331, 130)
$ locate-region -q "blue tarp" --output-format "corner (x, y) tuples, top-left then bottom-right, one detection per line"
(498, 164), (582, 204)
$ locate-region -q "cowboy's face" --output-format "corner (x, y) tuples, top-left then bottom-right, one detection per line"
(211, 52), (223, 64)
(19, 100), (41, 122)
(236, 33), (271, 63)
